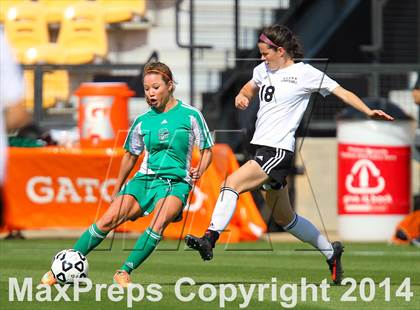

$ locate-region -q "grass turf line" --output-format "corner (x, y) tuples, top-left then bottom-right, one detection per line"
(0, 239), (419, 309)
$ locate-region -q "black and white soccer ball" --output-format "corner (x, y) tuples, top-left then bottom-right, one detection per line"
(51, 249), (89, 284)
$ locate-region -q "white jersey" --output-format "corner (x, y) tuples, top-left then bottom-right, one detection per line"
(251, 62), (339, 152)
(0, 29), (25, 184)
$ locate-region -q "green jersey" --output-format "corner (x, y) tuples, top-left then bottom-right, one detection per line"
(124, 100), (213, 183)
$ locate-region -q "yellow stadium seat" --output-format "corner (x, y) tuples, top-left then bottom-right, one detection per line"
(3, 1), (50, 64)
(24, 70), (70, 109)
(97, 0), (147, 23)
(0, 0), (30, 23)
(53, 1), (107, 64)
(29, 2), (107, 64)
(38, 0), (87, 23)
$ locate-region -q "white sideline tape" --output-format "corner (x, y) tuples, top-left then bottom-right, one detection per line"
(221, 250), (420, 257)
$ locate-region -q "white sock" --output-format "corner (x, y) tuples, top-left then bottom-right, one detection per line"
(208, 187), (239, 232)
(284, 214), (334, 259)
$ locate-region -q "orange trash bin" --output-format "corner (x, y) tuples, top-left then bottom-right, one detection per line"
(75, 82), (134, 148)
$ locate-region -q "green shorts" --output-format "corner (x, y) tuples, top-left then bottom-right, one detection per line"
(118, 174), (191, 215)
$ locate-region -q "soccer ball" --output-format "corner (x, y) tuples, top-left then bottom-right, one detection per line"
(51, 249), (89, 284)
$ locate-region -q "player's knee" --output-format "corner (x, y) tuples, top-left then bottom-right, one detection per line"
(97, 212), (120, 232)
(275, 218), (290, 227)
(152, 213), (175, 234)
(220, 176), (239, 192)
(96, 220), (110, 233)
(150, 221), (166, 235)
(275, 212), (295, 228)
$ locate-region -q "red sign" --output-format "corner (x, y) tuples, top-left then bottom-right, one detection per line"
(338, 144), (410, 215)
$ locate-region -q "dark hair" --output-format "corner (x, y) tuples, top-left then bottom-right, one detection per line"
(143, 61), (174, 84)
(259, 25), (304, 59)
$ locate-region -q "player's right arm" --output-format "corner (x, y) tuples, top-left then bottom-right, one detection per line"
(111, 151), (139, 199)
(235, 80), (259, 110)
(112, 116), (144, 199)
(413, 88), (420, 105)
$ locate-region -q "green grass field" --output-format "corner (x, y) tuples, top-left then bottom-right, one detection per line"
(1, 238), (419, 309)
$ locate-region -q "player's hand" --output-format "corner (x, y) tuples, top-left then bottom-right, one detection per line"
(189, 167), (202, 181)
(368, 109), (394, 121)
(110, 193), (118, 203)
(235, 94), (250, 110)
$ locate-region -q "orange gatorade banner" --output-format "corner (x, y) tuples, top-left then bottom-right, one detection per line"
(3, 144), (266, 242)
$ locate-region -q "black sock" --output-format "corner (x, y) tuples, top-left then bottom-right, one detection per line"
(204, 230), (219, 248)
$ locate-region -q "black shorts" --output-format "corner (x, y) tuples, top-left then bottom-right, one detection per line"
(253, 145), (294, 189)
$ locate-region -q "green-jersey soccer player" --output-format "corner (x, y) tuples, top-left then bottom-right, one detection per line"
(42, 61), (213, 287)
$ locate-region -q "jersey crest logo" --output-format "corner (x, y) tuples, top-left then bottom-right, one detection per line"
(158, 128), (170, 142)
(281, 76), (298, 84)
(161, 119), (168, 125)
(256, 155), (263, 161)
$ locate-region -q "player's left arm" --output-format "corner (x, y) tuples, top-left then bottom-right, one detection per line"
(332, 86), (394, 121)
(189, 109), (214, 181)
(190, 147), (213, 181)
(5, 100), (30, 132)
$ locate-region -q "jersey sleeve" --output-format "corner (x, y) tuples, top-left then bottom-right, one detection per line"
(303, 64), (339, 97)
(123, 118), (144, 155)
(190, 110), (214, 150)
(252, 63), (265, 88)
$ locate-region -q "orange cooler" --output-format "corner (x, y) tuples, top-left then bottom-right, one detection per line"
(75, 82), (134, 148)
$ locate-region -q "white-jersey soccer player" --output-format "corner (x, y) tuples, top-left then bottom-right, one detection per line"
(0, 29), (28, 223)
(185, 24), (393, 285)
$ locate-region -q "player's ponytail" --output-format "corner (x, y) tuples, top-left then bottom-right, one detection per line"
(289, 34), (304, 60)
(259, 25), (304, 60)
